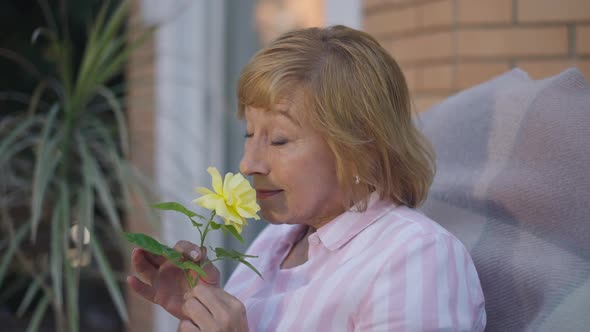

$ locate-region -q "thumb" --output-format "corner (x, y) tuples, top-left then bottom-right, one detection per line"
(173, 241), (221, 287)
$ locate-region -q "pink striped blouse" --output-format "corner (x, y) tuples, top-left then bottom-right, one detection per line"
(225, 196), (486, 331)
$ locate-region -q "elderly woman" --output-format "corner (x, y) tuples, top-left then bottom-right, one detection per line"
(128, 25), (486, 331)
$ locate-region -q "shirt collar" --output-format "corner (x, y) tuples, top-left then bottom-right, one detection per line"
(313, 192), (396, 251)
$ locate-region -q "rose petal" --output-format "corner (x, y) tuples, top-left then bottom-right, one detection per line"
(207, 167), (223, 195)
(193, 194), (220, 211)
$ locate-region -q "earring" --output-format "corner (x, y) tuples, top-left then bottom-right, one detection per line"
(354, 175), (360, 184)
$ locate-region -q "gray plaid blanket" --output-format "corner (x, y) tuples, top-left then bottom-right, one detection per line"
(419, 68), (590, 331)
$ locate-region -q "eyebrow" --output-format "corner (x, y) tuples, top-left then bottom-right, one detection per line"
(274, 107), (301, 126)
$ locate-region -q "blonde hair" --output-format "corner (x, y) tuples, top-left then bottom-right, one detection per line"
(237, 25), (435, 209)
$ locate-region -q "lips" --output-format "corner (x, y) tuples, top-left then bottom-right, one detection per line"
(256, 189), (283, 200)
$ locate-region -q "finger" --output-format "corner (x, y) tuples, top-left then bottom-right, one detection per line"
(131, 249), (160, 284)
(182, 298), (216, 331)
(198, 260), (221, 286)
(172, 241), (220, 285)
(190, 283), (227, 319)
(127, 276), (156, 303)
(178, 320), (201, 332)
(173, 241), (205, 263)
(139, 248), (167, 267)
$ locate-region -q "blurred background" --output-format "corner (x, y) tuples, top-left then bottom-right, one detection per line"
(0, 0), (588, 331)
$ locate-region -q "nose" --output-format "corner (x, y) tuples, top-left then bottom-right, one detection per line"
(239, 140), (269, 176)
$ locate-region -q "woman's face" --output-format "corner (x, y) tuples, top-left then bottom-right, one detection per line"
(239, 101), (345, 229)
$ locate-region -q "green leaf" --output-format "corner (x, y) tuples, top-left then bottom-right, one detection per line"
(151, 202), (205, 220)
(30, 135), (60, 240)
(96, 85), (129, 156)
(78, 139), (122, 232)
(122, 233), (210, 283)
(211, 247), (262, 279)
(0, 132), (37, 168)
(213, 247), (257, 260)
(76, 0), (111, 91)
(50, 185), (66, 310)
(76, 169), (95, 258)
(181, 261), (208, 278)
(212, 246), (233, 259)
(209, 221), (221, 230)
(107, 150), (132, 219)
(190, 219), (203, 228)
(99, 0), (130, 50)
(80, 115), (118, 151)
(161, 246), (183, 262)
(0, 116), (37, 164)
(0, 223), (30, 289)
(86, 0), (111, 53)
(25, 293), (50, 332)
(65, 261), (79, 332)
(94, 168), (122, 231)
(58, 40), (75, 112)
(222, 225), (244, 243)
(16, 275), (42, 317)
(114, 158), (160, 227)
(237, 258), (263, 279)
(90, 235), (129, 322)
(95, 26), (155, 85)
(231, 249), (257, 259)
(76, 135), (97, 243)
(123, 232), (164, 256)
(95, 37), (126, 71)
(26, 80), (48, 116)
(30, 104), (60, 240)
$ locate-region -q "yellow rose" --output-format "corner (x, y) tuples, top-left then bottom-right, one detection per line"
(193, 167), (260, 233)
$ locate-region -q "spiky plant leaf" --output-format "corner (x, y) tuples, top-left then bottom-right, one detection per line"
(0, 223), (30, 288)
(96, 85), (129, 156)
(65, 261), (79, 332)
(30, 104), (60, 240)
(25, 293), (50, 332)
(16, 275), (42, 317)
(90, 235), (129, 322)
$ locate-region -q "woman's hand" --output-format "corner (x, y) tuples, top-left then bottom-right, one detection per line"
(127, 240), (221, 319)
(179, 283), (249, 332)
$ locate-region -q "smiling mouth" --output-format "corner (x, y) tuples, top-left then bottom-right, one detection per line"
(256, 190), (283, 200)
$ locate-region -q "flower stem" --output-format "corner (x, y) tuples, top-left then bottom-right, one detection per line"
(193, 217), (203, 240)
(183, 269), (195, 289)
(199, 210), (216, 248)
(200, 223), (209, 248)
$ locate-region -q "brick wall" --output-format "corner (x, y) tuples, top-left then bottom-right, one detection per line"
(126, 1), (156, 332)
(364, 0), (590, 112)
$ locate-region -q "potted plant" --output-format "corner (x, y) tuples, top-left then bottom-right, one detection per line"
(0, 1), (154, 331)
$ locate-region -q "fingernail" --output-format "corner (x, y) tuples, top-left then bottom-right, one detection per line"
(132, 248), (137, 255)
(184, 292), (191, 300)
(189, 250), (199, 260)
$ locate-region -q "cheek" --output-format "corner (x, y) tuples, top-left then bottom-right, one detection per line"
(284, 156), (340, 201)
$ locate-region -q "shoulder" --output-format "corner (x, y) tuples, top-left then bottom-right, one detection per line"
(382, 205), (454, 237)
(362, 204), (463, 254)
(356, 204), (483, 301)
(355, 205), (486, 330)
(375, 206), (476, 276)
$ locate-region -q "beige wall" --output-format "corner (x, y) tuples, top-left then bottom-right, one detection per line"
(363, 0), (590, 111)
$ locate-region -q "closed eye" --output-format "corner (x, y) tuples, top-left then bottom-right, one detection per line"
(271, 140), (288, 146)
(244, 132), (253, 138)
